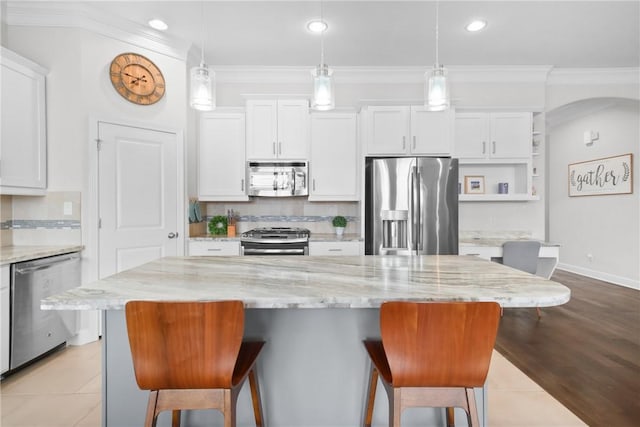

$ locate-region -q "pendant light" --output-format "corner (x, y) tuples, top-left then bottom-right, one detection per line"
(311, 0), (334, 111)
(425, 0), (450, 111)
(189, 0), (215, 111)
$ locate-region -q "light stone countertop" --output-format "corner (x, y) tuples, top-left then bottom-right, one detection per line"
(459, 238), (560, 247)
(189, 235), (241, 241)
(189, 233), (362, 242)
(309, 233), (362, 242)
(42, 255), (570, 311)
(0, 245), (84, 265)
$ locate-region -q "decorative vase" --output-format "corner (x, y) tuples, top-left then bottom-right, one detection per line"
(335, 226), (345, 236)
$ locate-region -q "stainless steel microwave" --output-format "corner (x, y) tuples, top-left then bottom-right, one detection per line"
(247, 161), (309, 197)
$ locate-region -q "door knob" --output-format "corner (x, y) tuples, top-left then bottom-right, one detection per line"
(168, 232), (178, 239)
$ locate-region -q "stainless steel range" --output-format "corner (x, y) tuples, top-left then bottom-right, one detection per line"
(240, 227), (310, 255)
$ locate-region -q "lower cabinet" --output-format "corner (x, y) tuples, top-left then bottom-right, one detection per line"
(188, 241), (240, 256)
(309, 241), (363, 256)
(1, 265), (10, 374)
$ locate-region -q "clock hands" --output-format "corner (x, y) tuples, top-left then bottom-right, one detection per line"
(123, 72), (148, 86)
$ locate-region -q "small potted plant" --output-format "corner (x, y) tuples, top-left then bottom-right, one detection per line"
(208, 215), (228, 236)
(332, 215), (347, 236)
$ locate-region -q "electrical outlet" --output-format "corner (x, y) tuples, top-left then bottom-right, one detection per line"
(63, 201), (73, 216)
(586, 253), (593, 262)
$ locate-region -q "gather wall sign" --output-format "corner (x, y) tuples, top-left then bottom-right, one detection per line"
(568, 153), (633, 197)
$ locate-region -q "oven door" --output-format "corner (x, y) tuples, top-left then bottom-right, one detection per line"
(241, 241), (308, 255)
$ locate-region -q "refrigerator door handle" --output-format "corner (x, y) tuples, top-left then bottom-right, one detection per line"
(416, 170), (423, 252)
(411, 166), (420, 251)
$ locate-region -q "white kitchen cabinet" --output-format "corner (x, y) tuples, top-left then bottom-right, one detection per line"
(454, 112), (531, 160)
(365, 106), (453, 156)
(1, 264), (9, 374)
(198, 111), (248, 201)
(0, 47), (47, 195)
(309, 112), (359, 201)
(246, 99), (309, 160)
(309, 241), (363, 256)
(188, 240), (240, 256)
(410, 107), (454, 155)
(456, 112), (536, 202)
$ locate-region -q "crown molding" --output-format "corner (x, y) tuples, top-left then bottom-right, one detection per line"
(547, 67), (640, 85)
(212, 65), (553, 85)
(5, 1), (191, 61)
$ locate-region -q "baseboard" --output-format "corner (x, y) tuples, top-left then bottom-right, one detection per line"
(68, 310), (101, 346)
(557, 263), (640, 290)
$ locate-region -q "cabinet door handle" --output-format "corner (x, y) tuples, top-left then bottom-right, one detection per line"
(168, 232), (178, 239)
(492, 141), (496, 154)
(328, 248), (342, 252)
(482, 141), (486, 154)
(207, 248), (222, 252)
(273, 142), (276, 155)
(241, 179), (245, 192)
(413, 135), (417, 149)
(279, 142), (282, 155)
(313, 179), (316, 191)
(402, 136), (406, 150)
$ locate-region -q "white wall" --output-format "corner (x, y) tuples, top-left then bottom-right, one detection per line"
(548, 98), (639, 289)
(5, 25), (189, 342)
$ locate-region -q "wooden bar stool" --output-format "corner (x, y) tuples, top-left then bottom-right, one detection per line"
(125, 300), (265, 427)
(363, 301), (501, 427)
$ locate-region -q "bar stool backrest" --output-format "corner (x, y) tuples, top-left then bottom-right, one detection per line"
(380, 301), (501, 388)
(125, 300), (244, 390)
(502, 241), (542, 275)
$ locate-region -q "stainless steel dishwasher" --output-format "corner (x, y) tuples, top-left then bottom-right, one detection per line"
(10, 252), (79, 370)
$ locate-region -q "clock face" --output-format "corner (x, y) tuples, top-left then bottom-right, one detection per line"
(109, 53), (165, 105)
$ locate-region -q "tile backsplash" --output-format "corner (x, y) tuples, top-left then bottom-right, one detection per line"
(202, 199), (360, 235)
(0, 192), (82, 246)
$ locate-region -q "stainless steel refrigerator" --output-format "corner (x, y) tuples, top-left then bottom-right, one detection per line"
(365, 157), (458, 255)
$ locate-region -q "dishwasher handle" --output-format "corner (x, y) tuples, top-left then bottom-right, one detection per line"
(14, 254), (79, 275)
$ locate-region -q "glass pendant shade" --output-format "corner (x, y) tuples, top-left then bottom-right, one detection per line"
(311, 64), (334, 111)
(190, 63), (215, 111)
(425, 65), (449, 111)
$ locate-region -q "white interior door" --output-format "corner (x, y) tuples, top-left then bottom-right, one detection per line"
(98, 122), (179, 279)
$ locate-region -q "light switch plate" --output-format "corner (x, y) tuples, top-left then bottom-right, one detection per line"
(63, 201), (73, 216)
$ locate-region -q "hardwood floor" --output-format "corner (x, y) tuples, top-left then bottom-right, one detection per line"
(496, 269), (640, 427)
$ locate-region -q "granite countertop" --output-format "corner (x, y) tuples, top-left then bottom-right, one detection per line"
(189, 233), (362, 242)
(1, 245), (84, 265)
(189, 235), (241, 241)
(459, 238), (560, 247)
(42, 255), (570, 311)
(309, 233), (362, 242)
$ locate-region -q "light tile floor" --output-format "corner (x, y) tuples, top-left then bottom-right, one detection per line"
(1, 341), (586, 426)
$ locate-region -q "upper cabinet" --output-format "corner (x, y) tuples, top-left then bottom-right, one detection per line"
(246, 99), (309, 160)
(198, 111), (249, 201)
(0, 48), (47, 195)
(364, 106), (453, 156)
(454, 112), (531, 160)
(309, 112), (359, 201)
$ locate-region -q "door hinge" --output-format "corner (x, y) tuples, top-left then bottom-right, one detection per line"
(98, 218), (102, 229)
(96, 139), (102, 151)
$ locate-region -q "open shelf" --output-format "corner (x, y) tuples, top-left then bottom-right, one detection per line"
(459, 194), (540, 202)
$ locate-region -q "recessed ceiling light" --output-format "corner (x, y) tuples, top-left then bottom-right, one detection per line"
(148, 19), (168, 31)
(465, 19), (487, 32)
(306, 19), (328, 34)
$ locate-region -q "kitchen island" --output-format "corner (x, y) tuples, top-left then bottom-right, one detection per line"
(43, 255), (570, 427)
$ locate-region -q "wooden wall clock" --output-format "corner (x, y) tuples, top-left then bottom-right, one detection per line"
(109, 53), (165, 105)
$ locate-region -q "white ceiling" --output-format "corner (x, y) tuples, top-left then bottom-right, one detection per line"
(13, 1), (640, 68)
